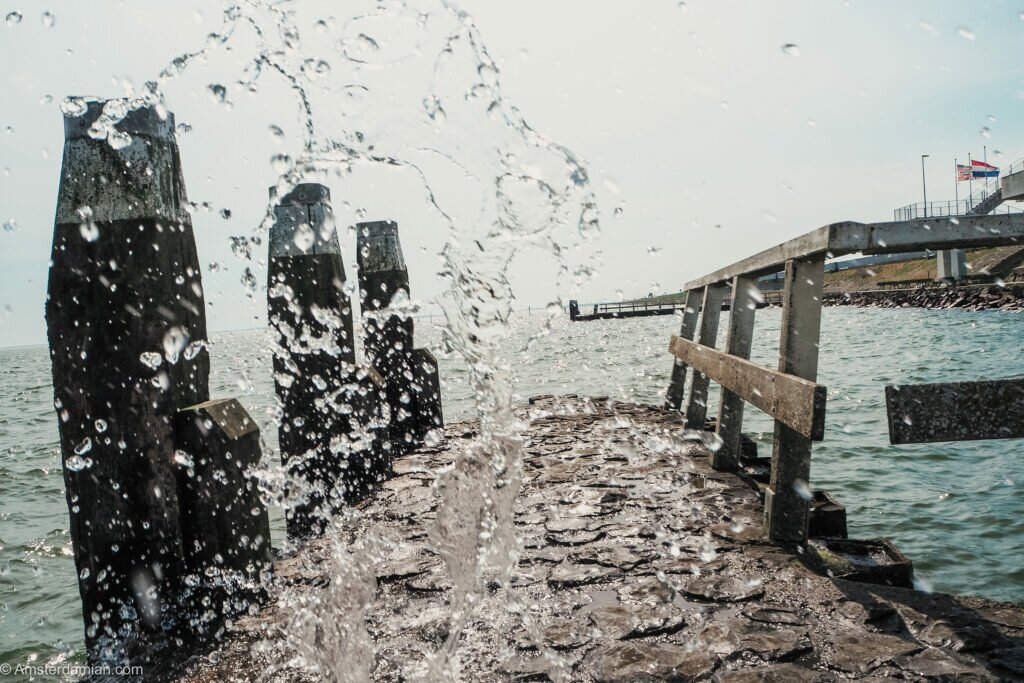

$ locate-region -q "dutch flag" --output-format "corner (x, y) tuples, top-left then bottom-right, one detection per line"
(971, 160), (999, 178)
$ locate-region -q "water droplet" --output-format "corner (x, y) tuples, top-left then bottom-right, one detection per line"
(957, 26), (975, 40)
(220, 208), (232, 220)
(163, 326), (189, 364)
(208, 83), (227, 103)
(269, 125), (284, 140)
(293, 223), (315, 251)
(980, 126), (991, 138)
(139, 351), (163, 370)
(95, 419), (108, 433)
(478, 63), (498, 86)
(241, 268), (258, 294)
(41, 11), (54, 27)
(74, 437), (92, 455)
(107, 130), (132, 150)
(173, 450), (194, 468)
(66, 454), (90, 472)
(79, 222), (100, 242)
(423, 94), (446, 124)
(3, 219), (16, 233)
(5, 11), (22, 26)
(183, 340), (206, 360)
(79, 567), (90, 580)
(792, 478), (812, 500)
(781, 43), (800, 56)
(271, 154), (291, 174)
(60, 96), (89, 118)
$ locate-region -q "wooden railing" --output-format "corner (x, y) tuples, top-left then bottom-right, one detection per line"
(665, 214), (1024, 543)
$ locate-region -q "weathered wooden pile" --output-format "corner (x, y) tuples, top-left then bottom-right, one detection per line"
(44, 100), (440, 661)
(165, 397), (1024, 682)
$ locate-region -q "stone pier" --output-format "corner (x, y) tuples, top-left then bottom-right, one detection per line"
(153, 396), (1024, 681)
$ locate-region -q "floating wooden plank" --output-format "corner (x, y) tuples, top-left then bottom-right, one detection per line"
(885, 378), (1024, 444)
(668, 335), (827, 440)
(685, 214), (1024, 290)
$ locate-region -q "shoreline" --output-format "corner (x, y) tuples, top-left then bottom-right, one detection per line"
(821, 283), (1024, 312)
(162, 397), (1024, 682)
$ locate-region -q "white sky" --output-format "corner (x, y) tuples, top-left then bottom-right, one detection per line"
(1, 0), (1023, 347)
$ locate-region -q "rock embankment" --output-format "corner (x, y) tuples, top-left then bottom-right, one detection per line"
(162, 398), (1024, 682)
(824, 283), (1024, 312)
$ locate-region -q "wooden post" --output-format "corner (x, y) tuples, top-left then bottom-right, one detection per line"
(684, 283), (727, 429)
(357, 220), (417, 456)
(664, 289), (703, 410)
(569, 300), (579, 321)
(765, 255), (825, 543)
(45, 100), (209, 654)
(267, 183), (362, 538)
(409, 349), (444, 441)
(713, 275), (758, 471)
(173, 399), (273, 636)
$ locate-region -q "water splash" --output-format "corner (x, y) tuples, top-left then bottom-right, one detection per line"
(84, 0), (601, 676)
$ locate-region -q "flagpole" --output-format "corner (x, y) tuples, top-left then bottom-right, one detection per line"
(983, 146), (988, 198)
(969, 152), (974, 209)
(955, 158), (959, 213)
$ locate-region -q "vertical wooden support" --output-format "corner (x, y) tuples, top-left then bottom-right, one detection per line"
(713, 276), (759, 471)
(569, 300), (579, 321)
(410, 349), (444, 440)
(683, 284), (727, 429)
(765, 255), (825, 543)
(45, 100), (209, 654)
(664, 289), (703, 410)
(268, 183), (361, 538)
(174, 399), (273, 636)
(357, 220), (416, 456)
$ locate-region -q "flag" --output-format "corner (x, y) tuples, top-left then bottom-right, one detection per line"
(971, 159), (999, 178)
(957, 164), (972, 181)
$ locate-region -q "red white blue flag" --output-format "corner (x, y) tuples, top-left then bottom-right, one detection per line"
(971, 160), (999, 178)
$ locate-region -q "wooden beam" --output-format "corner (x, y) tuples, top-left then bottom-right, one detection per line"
(684, 214), (1024, 290)
(885, 378), (1024, 444)
(765, 255), (825, 544)
(668, 335), (826, 440)
(714, 275), (759, 471)
(684, 284), (727, 429)
(664, 289), (703, 411)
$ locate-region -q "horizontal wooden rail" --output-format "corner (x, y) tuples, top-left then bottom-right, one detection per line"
(669, 335), (827, 440)
(686, 214), (1024, 290)
(885, 378), (1024, 444)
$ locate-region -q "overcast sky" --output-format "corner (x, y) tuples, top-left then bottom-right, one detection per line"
(1, 0), (1023, 348)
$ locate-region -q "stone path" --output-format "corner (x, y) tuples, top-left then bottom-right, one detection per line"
(166, 397), (1024, 682)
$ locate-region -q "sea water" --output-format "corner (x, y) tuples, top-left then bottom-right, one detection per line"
(1, 306), (1022, 670)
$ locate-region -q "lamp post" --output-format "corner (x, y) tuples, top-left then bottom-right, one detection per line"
(921, 154), (930, 218)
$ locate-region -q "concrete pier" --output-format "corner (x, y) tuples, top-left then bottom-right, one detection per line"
(162, 397), (1024, 682)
